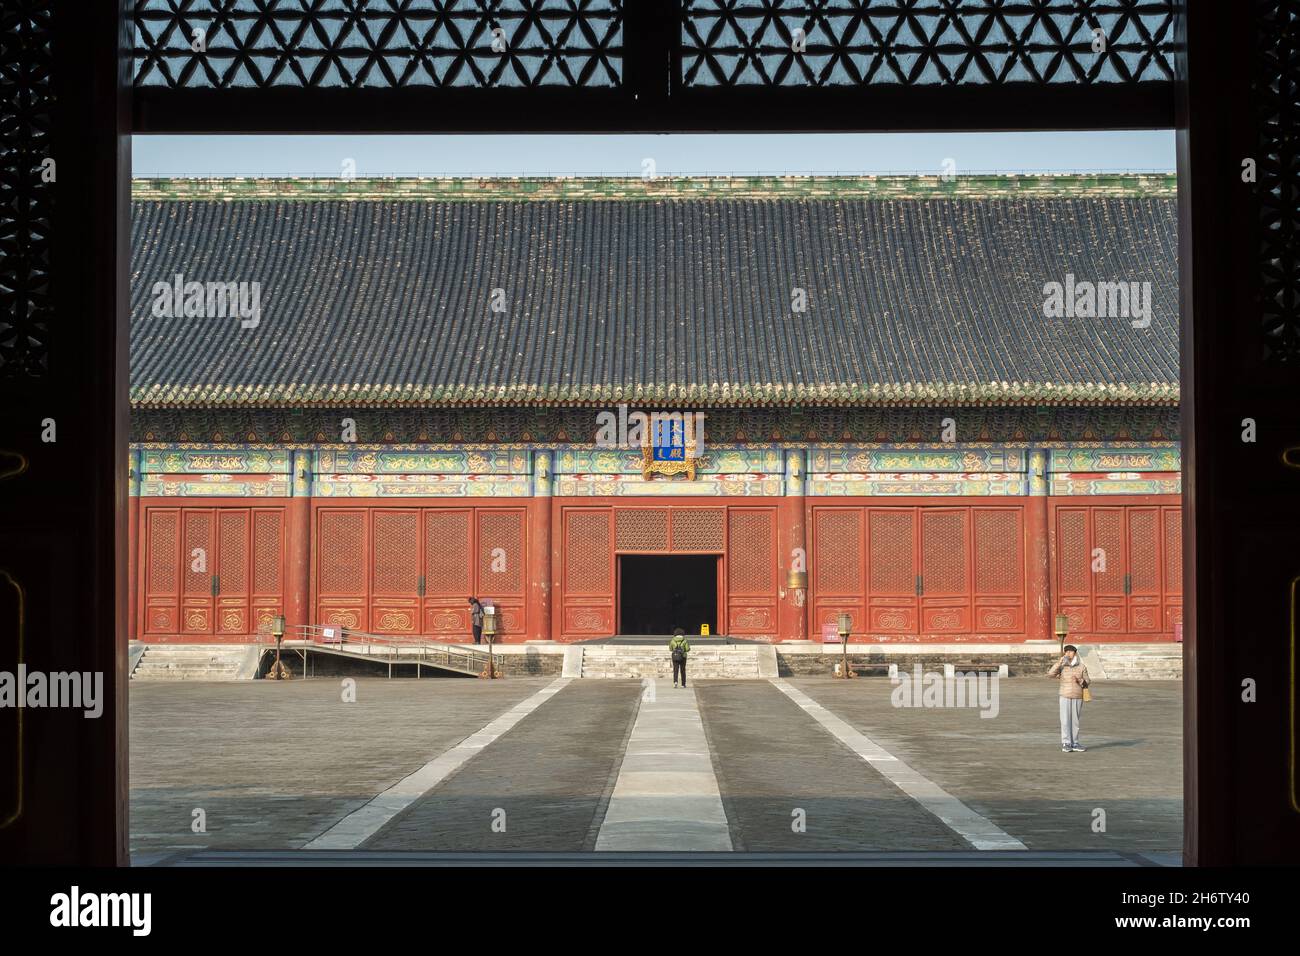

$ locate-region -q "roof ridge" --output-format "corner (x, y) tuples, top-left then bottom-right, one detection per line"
(130, 173), (1178, 202)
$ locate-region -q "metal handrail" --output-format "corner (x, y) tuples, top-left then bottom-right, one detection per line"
(285, 624), (495, 675)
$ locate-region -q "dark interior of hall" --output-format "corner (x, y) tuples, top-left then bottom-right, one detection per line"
(619, 555), (718, 636)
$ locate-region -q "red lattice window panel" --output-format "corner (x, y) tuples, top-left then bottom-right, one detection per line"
(425, 510), (472, 596)
(318, 511), (366, 595)
(1057, 509), (1090, 595)
(1128, 509), (1160, 594)
(728, 510), (775, 595)
(218, 510), (248, 590)
(921, 510), (966, 595)
(1092, 508), (1125, 595)
(372, 510), (419, 595)
(869, 510), (914, 595)
(147, 510), (178, 594)
(566, 510), (611, 595)
(974, 509), (1022, 595)
(1163, 508), (1182, 595)
(478, 510), (524, 596)
(183, 511), (212, 595)
(814, 508), (862, 595)
(252, 510), (282, 595)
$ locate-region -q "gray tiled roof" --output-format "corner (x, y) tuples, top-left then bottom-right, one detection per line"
(130, 187), (1178, 407)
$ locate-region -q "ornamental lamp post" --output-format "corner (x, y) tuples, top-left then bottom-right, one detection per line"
(482, 606), (499, 680)
(837, 612), (852, 679)
(268, 614), (289, 680)
(1055, 613), (1070, 655)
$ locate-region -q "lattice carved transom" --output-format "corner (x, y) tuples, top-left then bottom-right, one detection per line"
(670, 508), (724, 552)
(0, 0), (53, 376)
(133, 0), (623, 89)
(1257, 0), (1300, 362)
(681, 0), (1175, 88)
(615, 508), (668, 552)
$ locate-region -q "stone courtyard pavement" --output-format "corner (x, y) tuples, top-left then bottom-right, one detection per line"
(129, 676), (1181, 862)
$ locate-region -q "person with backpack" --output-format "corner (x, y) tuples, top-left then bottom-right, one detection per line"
(669, 628), (691, 688)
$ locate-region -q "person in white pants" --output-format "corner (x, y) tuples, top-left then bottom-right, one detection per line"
(1047, 644), (1091, 752)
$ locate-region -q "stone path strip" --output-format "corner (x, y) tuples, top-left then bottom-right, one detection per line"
(770, 679), (1026, 851)
(595, 682), (732, 851)
(304, 678), (571, 850)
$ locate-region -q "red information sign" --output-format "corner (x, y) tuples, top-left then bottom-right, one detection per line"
(822, 621), (842, 643)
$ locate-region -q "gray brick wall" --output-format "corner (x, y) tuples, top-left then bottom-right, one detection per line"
(777, 652), (1053, 678)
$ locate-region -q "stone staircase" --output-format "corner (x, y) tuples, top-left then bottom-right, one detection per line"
(131, 644), (257, 681)
(578, 644), (777, 680)
(1093, 643), (1183, 681)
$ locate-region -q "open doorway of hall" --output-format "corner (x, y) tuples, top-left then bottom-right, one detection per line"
(618, 555), (719, 636)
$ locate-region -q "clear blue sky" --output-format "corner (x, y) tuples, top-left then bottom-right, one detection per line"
(133, 130), (1174, 178)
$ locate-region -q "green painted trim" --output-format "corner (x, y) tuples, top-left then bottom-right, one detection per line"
(131, 173), (1178, 203)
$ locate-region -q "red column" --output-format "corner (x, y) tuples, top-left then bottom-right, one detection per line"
(286, 450), (312, 634)
(778, 450), (809, 642)
(1026, 448), (1053, 640)
(528, 451), (553, 641)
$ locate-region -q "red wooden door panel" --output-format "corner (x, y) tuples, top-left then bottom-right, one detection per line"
(1091, 507), (1127, 634)
(423, 509), (473, 638)
(1126, 507), (1163, 633)
(1162, 505), (1183, 632)
(1053, 501), (1181, 640)
(971, 507), (1025, 632)
(867, 508), (918, 634)
(143, 507), (181, 636)
(562, 507), (614, 637)
(811, 507), (865, 637)
(726, 507), (778, 636)
(1055, 507), (1093, 634)
(477, 508), (526, 639)
(919, 508), (970, 635)
(214, 509), (250, 636)
(181, 509), (215, 635)
(371, 509), (421, 634)
(250, 508), (285, 636)
(316, 508), (368, 631)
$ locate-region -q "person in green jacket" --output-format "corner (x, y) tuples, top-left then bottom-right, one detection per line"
(669, 627), (691, 688)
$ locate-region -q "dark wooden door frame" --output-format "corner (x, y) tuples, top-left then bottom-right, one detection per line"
(4, 1), (1298, 865)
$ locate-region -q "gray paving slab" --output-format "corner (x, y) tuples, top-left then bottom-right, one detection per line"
(364, 680), (641, 851)
(307, 678), (569, 849)
(128, 677), (549, 852)
(773, 678), (1025, 850)
(696, 679), (970, 852)
(790, 677), (1182, 853)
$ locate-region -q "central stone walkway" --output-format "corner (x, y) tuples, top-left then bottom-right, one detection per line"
(594, 682), (732, 851)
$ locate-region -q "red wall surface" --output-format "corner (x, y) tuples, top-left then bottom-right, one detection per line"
(134, 494), (1182, 644)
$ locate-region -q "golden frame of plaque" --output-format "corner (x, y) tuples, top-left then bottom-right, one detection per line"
(640, 414), (702, 481)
